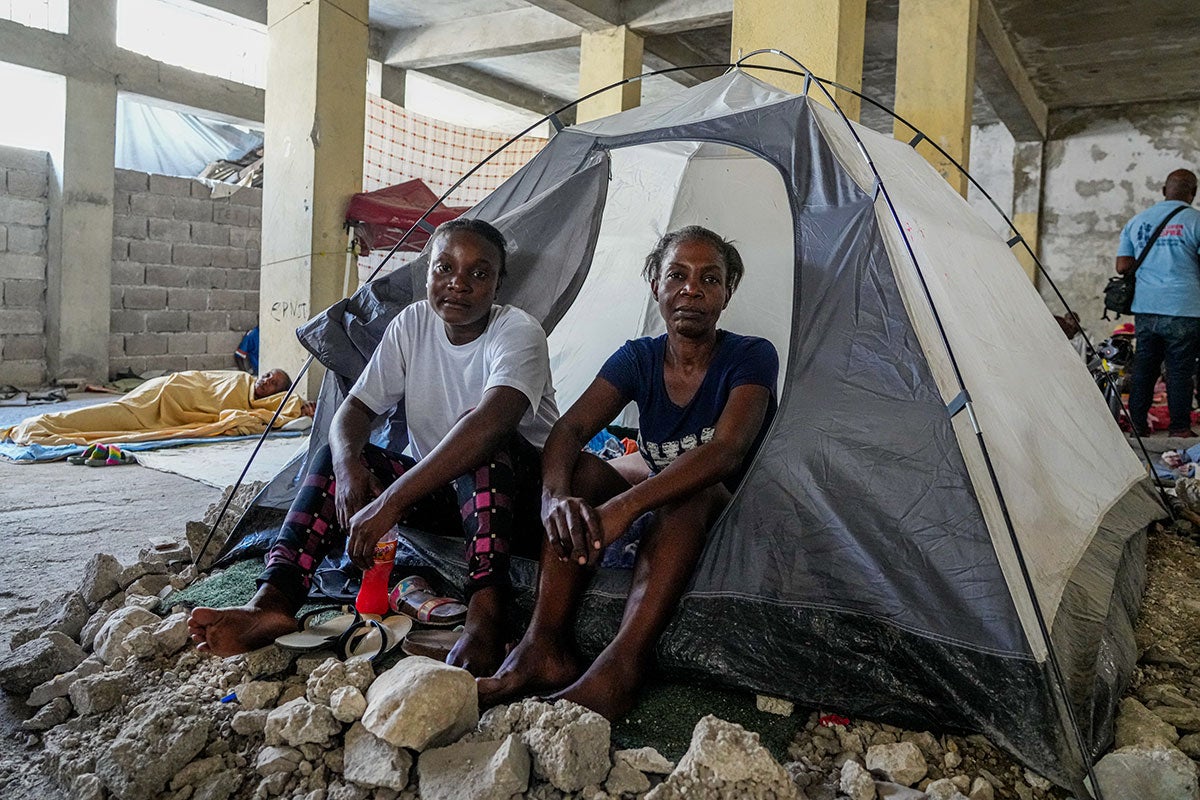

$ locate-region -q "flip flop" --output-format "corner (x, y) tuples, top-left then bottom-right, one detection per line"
(400, 628), (465, 662)
(338, 614), (414, 664)
(275, 606), (362, 651)
(389, 576), (467, 627)
(84, 444), (137, 466)
(68, 444), (106, 465)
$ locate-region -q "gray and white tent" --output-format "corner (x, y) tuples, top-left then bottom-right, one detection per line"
(234, 69), (1164, 793)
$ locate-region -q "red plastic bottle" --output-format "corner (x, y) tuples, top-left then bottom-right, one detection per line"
(356, 531), (397, 615)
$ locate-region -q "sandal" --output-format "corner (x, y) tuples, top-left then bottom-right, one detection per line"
(389, 576), (467, 627)
(275, 606), (362, 651)
(68, 444), (106, 465)
(84, 444), (137, 466)
(400, 628), (464, 662)
(338, 614), (413, 664)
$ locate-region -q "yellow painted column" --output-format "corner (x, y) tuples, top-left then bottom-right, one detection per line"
(577, 26), (643, 124)
(261, 0), (368, 395)
(730, 0), (866, 120)
(1011, 140), (1043, 284)
(893, 0), (978, 196)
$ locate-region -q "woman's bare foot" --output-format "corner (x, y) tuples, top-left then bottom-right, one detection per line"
(187, 585), (299, 657)
(447, 587), (508, 677)
(476, 629), (581, 707)
(548, 646), (645, 721)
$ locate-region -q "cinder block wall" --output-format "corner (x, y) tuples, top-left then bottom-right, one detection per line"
(0, 145), (50, 388)
(110, 171), (262, 378)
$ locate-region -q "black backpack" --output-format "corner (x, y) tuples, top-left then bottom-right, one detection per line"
(1103, 205), (1186, 319)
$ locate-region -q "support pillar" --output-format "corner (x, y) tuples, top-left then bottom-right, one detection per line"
(893, 0), (978, 196)
(380, 64), (406, 107)
(46, 0), (117, 381)
(1011, 140), (1043, 285)
(576, 26), (643, 124)
(261, 0), (368, 396)
(730, 0), (866, 120)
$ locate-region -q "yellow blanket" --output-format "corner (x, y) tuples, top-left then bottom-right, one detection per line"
(0, 370), (306, 446)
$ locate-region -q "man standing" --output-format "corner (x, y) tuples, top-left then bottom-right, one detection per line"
(1118, 169), (1200, 437)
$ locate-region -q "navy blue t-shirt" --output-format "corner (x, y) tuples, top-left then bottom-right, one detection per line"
(597, 330), (779, 490)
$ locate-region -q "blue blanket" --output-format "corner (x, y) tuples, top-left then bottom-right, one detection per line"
(0, 431), (305, 464)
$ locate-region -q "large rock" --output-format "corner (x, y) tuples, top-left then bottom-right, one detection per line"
(865, 742), (928, 787)
(615, 746), (674, 775)
(331, 686), (368, 723)
(840, 759), (877, 800)
(362, 656), (477, 751)
(265, 697), (342, 746)
(10, 591), (91, 648)
(0, 631), (86, 694)
(342, 722), (413, 791)
(474, 699), (610, 792)
(1116, 697), (1181, 748)
(308, 655), (375, 705)
(151, 612), (191, 656)
(607, 760), (652, 796)
(92, 606), (160, 664)
(1151, 705), (1200, 732)
(645, 715), (799, 800)
(69, 673), (131, 715)
(95, 702), (211, 799)
(21, 696), (72, 731)
(419, 733), (530, 800)
(79, 595), (125, 652)
(80, 554), (123, 608)
(1094, 744), (1200, 800)
(234, 680), (282, 710)
(27, 655), (103, 707)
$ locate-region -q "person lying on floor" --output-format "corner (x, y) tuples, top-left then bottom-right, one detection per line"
(188, 218), (559, 675)
(478, 225), (778, 719)
(0, 368), (313, 447)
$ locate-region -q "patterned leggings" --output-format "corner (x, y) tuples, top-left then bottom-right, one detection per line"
(259, 438), (542, 610)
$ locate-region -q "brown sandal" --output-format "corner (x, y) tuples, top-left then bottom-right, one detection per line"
(400, 628), (464, 661)
(388, 576), (468, 627)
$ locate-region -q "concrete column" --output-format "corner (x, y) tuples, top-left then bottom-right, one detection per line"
(1011, 140), (1043, 284)
(730, 0), (866, 120)
(380, 64), (407, 107)
(576, 26), (643, 124)
(45, 0), (118, 381)
(893, 0), (979, 196)
(261, 0), (368, 394)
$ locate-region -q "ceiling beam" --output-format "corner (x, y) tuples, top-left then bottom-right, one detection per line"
(623, 0), (732, 36)
(643, 36), (727, 87)
(384, 8), (580, 68)
(187, 0), (267, 26)
(521, 0), (622, 31)
(419, 65), (577, 126)
(975, 0), (1047, 141)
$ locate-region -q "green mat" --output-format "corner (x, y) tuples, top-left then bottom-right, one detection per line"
(168, 559), (803, 762)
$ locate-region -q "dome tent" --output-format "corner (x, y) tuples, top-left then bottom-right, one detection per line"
(226, 63), (1163, 795)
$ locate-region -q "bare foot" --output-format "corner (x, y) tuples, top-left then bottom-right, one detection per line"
(548, 647), (645, 721)
(476, 629), (581, 708)
(187, 604), (298, 657)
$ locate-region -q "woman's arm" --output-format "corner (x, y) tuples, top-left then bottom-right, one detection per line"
(329, 396), (381, 531)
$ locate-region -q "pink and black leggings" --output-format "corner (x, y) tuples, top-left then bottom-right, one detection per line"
(259, 438), (542, 610)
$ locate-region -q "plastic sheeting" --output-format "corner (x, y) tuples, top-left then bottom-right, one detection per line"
(116, 96), (261, 178)
(345, 179), (468, 255)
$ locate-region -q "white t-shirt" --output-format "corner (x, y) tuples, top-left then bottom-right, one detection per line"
(349, 301), (559, 459)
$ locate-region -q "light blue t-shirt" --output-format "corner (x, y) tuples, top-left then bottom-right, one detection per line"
(1119, 200), (1200, 317)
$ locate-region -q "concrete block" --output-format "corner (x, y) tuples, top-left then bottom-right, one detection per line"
(230, 309), (259, 331)
(167, 332), (208, 355)
(226, 270), (260, 290)
(0, 146), (48, 173)
(207, 289), (244, 310)
(124, 333), (168, 356)
(109, 356), (147, 377)
(3, 334), (45, 361)
(145, 310), (189, 333)
(188, 311), (230, 332)
(173, 243), (213, 267)
(114, 215), (147, 240)
(6, 169), (48, 199)
(0, 224), (7, 251)
(230, 187), (262, 206)
(248, 206), (262, 226)
(186, 267), (226, 289)
(109, 335), (124, 358)
(167, 288), (208, 310)
(0, 309), (43, 334)
(0, 252), (44, 280)
(191, 222), (229, 246)
(145, 264), (189, 288)
(190, 182), (212, 199)
(141, 354), (187, 372)
(211, 246), (247, 269)
(111, 310), (146, 334)
(112, 261), (145, 286)
(186, 353), (232, 371)
(206, 331), (243, 353)
(212, 204), (251, 227)
(123, 286), (167, 310)
(230, 227), (260, 248)
(173, 197), (213, 223)
(130, 240), (172, 264)
(129, 193), (174, 218)
(247, 247), (260, 267)
(111, 286), (123, 308)
(0, 359), (46, 387)
(112, 191), (131, 216)
(0, 196), (48, 226)
(148, 218), (191, 244)
(4, 279), (44, 308)
(112, 237), (129, 261)
(149, 174), (193, 197)
(114, 170), (149, 192)
(6, 225), (44, 254)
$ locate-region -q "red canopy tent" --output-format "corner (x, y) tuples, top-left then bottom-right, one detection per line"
(345, 179), (468, 255)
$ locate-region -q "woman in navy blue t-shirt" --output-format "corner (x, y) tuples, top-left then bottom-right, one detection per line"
(479, 225), (778, 719)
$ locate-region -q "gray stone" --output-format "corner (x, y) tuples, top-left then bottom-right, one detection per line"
(1151, 704), (1200, 732)
(231, 644), (295, 679)
(1141, 683), (1194, 708)
(343, 722), (413, 791)
(606, 760), (651, 796)
(331, 686), (367, 723)
(81, 554), (124, 608)
(93, 606), (160, 664)
(123, 594), (159, 611)
(0, 631), (87, 694)
(1116, 697), (1181, 748)
(645, 715), (798, 800)
(474, 699), (610, 792)
(71, 773), (105, 800)
(69, 673), (130, 715)
(362, 656), (477, 752)
(124, 626), (158, 660)
(308, 656), (375, 704)
(256, 745), (303, 775)
(231, 709), (270, 735)
(615, 746), (674, 775)
(152, 612), (191, 656)
(418, 733), (530, 800)
(126, 573), (172, 598)
(115, 560), (161, 589)
(79, 597), (125, 652)
(96, 702), (210, 799)
(1179, 733), (1200, 759)
(265, 697), (342, 747)
(170, 755), (224, 790)
(27, 655), (103, 706)
(191, 769), (242, 800)
(925, 778), (969, 800)
(10, 591), (90, 648)
(21, 696), (72, 731)
(968, 777), (995, 800)
(864, 742), (928, 787)
(840, 759), (876, 800)
(1093, 744), (1200, 800)
(874, 783), (928, 799)
(235, 680), (282, 710)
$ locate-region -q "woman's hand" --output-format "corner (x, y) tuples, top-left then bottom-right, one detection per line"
(347, 495), (401, 570)
(541, 492), (604, 566)
(334, 460), (382, 530)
